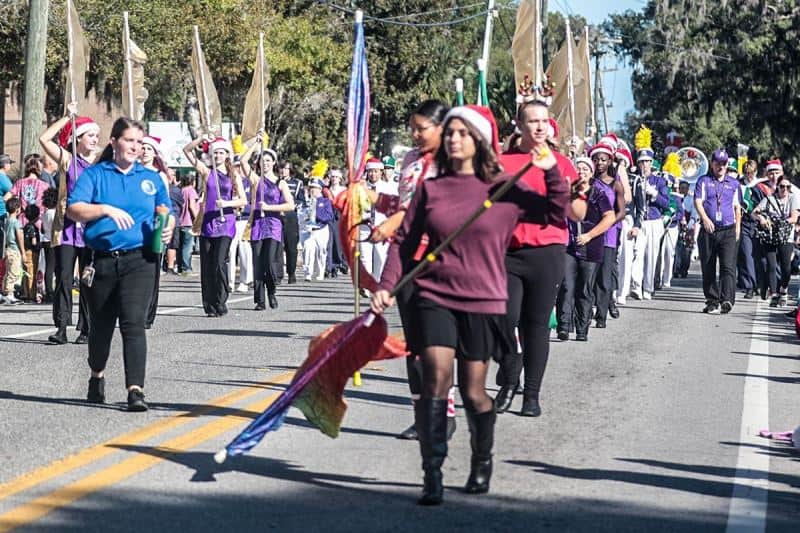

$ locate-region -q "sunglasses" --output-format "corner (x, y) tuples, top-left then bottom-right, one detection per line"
(778, 185), (791, 190)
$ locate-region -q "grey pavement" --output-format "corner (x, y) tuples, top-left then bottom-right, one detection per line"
(0, 265), (798, 532)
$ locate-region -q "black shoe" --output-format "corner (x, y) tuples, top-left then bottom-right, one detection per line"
(493, 385), (516, 413)
(744, 289), (754, 299)
(74, 332), (88, 344)
(339, 265), (349, 275)
(703, 303), (721, 314)
(446, 416), (457, 441)
(520, 396), (542, 417)
(127, 389), (148, 412)
(720, 301), (733, 314)
(464, 409), (495, 494)
(254, 303), (266, 311)
(288, 275), (297, 284)
(575, 332), (588, 341)
(217, 304), (229, 316)
(330, 270), (338, 278)
(416, 398), (448, 506)
(769, 295), (779, 308)
(398, 423), (418, 440)
(557, 331), (569, 341)
(760, 287), (768, 300)
(87, 376), (105, 403)
(144, 323), (152, 330)
(785, 308), (797, 318)
(268, 294), (279, 309)
(206, 312), (219, 318)
(48, 327), (68, 345)
(595, 317), (606, 329)
(608, 302), (620, 319)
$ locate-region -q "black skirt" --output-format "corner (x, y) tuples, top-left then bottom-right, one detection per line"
(415, 297), (514, 362)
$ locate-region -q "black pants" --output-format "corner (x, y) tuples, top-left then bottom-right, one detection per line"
(52, 245), (92, 332)
(86, 250), (156, 388)
(593, 246), (617, 320)
(42, 242), (55, 299)
(326, 217), (345, 272)
(199, 236), (232, 314)
(496, 245), (565, 398)
(282, 211), (299, 280)
(698, 227), (737, 305)
(557, 253), (599, 335)
(145, 253), (163, 328)
(764, 242), (794, 294)
(252, 238), (280, 305)
(737, 231), (757, 291)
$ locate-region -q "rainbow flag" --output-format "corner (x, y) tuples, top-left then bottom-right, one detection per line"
(346, 11), (370, 183)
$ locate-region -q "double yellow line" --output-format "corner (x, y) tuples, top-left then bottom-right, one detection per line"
(0, 370), (295, 532)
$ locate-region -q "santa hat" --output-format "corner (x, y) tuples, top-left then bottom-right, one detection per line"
(547, 118), (559, 141)
(365, 158), (383, 171)
(142, 135), (162, 153)
(443, 105), (501, 155)
(589, 134), (618, 159)
(616, 139), (634, 168)
(58, 117), (100, 148)
(766, 159), (783, 173)
(209, 137), (233, 155)
(262, 148), (278, 162)
(574, 156), (594, 173)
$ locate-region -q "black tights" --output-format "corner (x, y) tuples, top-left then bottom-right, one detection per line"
(420, 346), (492, 414)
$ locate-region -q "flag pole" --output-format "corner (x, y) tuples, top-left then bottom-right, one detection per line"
(123, 11), (135, 118)
(258, 32), (266, 217)
(66, 0), (78, 175)
(194, 25), (224, 223)
(566, 19), (576, 144)
(352, 9), (363, 388)
(455, 78), (464, 106)
(585, 26), (596, 137)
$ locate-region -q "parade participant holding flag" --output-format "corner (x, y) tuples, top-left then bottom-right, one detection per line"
(140, 135), (169, 329)
(371, 105), (569, 505)
(183, 136), (246, 317)
(67, 117), (173, 412)
(494, 100), (583, 417)
(38, 105), (100, 345)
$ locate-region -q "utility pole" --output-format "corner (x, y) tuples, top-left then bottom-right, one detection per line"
(590, 28), (621, 140)
(20, 0), (50, 161)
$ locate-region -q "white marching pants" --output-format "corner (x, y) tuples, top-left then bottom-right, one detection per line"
(660, 226), (679, 287)
(228, 219), (253, 286)
(358, 224), (388, 282)
(633, 219), (664, 295)
(618, 215), (644, 299)
(304, 226), (330, 280)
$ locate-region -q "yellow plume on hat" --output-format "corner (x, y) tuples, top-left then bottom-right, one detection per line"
(634, 125), (652, 152)
(231, 135), (246, 155)
(662, 152), (681, 177)
(310, 159), (329, 178)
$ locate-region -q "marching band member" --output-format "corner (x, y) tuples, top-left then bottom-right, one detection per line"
(359, 158), (394, 283)
(228, 155), (254, 293)
(303, 179), (334, 282)
(38, 106), (100, 345)
(659, 179), (685, 289)
(183, 136), (246, 317)
(371, 105), (568, 505)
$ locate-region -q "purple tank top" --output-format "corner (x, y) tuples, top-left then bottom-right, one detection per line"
(201, 170), (236, 238)
(595, 177), (620, 248)
(62, 155), (91, 247)
(250, 177), (283, 242)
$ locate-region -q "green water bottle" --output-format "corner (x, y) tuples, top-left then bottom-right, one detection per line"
(151, 205), (170, 254)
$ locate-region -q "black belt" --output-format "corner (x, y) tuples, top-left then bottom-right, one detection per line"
(713, 224), (735, 231)
(94, 247), (144, 258)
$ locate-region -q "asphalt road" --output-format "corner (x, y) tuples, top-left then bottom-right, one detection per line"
(0, 262), (798, 532)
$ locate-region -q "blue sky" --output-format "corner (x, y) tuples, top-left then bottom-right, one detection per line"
(550, 0), (642, 129)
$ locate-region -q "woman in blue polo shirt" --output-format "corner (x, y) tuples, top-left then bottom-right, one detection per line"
(67, 117), (174, 412)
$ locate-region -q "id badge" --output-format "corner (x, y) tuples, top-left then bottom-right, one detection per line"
(715, 210), (723, 223)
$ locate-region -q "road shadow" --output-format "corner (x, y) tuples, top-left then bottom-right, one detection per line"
(179, 329), (295, 339)
(723, 372), (800, 384)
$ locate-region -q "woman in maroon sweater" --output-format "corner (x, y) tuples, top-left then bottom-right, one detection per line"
(371, 105), (568, 505)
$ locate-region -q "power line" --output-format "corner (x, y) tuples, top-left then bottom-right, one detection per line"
(321, 2), (489, 28)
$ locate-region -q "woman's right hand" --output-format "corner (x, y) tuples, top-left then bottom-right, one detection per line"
(103, 205), (135, 230)
(370, 289), (395, 315)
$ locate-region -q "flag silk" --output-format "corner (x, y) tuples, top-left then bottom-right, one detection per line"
(511, 0), (544, 91)
(545, 40), (573, 146)
(122, 36), (148, 120)
(191, 28), (223, 136)
(574, 31), (592, 141)
(346, 15), (370, 183)
(241, 36), (269, 141)
(64, 0), (90, 111)
(335, 181), (379, 294)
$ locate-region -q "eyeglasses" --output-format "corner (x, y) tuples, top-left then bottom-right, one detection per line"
(778, 185), (791, 190)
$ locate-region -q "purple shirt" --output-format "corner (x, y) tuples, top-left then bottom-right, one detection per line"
(61, 156), (92, 247)
(201, 170), (236, 238)
(379, 168), (569, 314)
(695, 174), (741, 228)
(250, 177), (283, 242)
(567, 183), (614, 263)
(594, 177), (619, 248)
(644, 173), (670, 221)
(180, 186), (199, 227)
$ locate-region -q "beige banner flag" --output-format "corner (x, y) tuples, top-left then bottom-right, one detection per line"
(511, 0), (544, 92)
(241, 33), (269, 142)
(575, 29), (594, 137)
(191, 26), (222, 136)
(545, 40), (569, 136)
(63, 0), (90, 112)
(122, 13), (148, 120)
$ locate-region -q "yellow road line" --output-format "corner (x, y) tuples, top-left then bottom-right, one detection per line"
(0, 384), (291, 532)
(0, 371), (294, 503)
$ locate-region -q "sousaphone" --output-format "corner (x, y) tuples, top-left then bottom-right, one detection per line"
(676, 147), (708, 185)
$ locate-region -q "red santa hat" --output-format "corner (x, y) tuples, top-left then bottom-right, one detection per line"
(58, 117), (100, 148)
(574, 156), (594, 173)
(142, 135), (162, 153)
(547, 118), (559, 141)
(209, 137), (233, 155)
(766, 159), (783, 173)
(443, 105), (501, 155)
(365, 158), (383, 171)
(616, 139), (634, 168)
(589, 134), (618, 159)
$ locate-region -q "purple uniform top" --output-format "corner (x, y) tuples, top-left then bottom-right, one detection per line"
(594, 177), (620, 248)
(644, 173), (670, 221)
(201, 170), (236, 238)
(695, 174), (741, 228)
(567, 182), (614, 263)
(250, 177), (283, 242)
(61, 155), (92, 247)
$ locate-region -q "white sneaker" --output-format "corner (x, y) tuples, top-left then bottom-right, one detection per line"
(5, 295), (22, 305)
(304, 276), (312, 282)
(236, 283), (249, 293)
(616, 297), (627, 306)
(643, 292), (652, 300)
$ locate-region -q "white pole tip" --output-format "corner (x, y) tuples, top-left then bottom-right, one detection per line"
(213, 449), (228, 464)
(477, 58), (486, 70)
(455, 78), (464, 91)
(355, 10), (363, 23)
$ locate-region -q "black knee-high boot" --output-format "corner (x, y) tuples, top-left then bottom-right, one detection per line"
(464, 408), (496, 494)
(416, 398), (448, 505)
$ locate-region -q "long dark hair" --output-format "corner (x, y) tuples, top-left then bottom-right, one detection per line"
(435, 116), (502, 184)
(98, 117), (145, 163)
(413, 99), (449, 125)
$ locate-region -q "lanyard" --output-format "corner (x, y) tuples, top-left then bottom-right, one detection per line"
(712, 178), (725, 220)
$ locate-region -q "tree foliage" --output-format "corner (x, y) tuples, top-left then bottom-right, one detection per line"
(605, 0), (800, 174)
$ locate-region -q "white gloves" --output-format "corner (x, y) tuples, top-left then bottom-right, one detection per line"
(646, 184), (658, 198)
